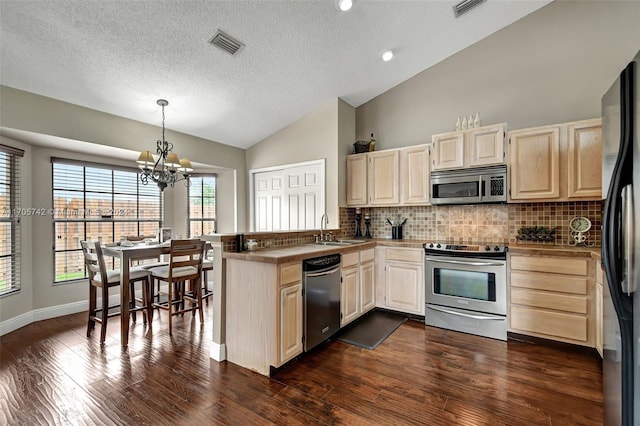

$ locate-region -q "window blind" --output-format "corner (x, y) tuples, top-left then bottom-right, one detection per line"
(52, 159), (162, 283)
(0, 145), (24, 296)
(188, 175), (217, 237)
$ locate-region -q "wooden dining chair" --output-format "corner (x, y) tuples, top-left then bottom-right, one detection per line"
(81, 240), (152, 345)
(149, 239), (206, 335)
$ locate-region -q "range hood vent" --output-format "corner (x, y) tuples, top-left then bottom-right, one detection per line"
(208, 30), (245, 56)
(453, 0), (487, 18)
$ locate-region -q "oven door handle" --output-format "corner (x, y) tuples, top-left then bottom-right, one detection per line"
(424, 257), (504, 267)
(427, 305), (505, 321)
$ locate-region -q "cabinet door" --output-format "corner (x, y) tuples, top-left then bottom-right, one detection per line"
(509, 126), (560, 200)
(432, 132), (464, 170)
(595, 281), (603, 357)
(386, 260), (424, 315)
(468, 125), (505, 167)
(341, 266), (360, 326)
(346, 154), (368, 206)
(368, 150), (399, 205)
(280, 283), (303, 364)
(567, 119), (602, 198)
(400, 145), (430, 205)
(360, 260), (375, 314)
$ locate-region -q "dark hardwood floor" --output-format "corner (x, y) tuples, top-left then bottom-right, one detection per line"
(0, 304), (603, 425)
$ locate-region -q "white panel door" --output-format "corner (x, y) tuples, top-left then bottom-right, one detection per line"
(254, 170), (284, 231)
(253, 160), (325, 232)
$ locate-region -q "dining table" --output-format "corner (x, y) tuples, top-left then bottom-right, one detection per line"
(102, 240), (211, 347)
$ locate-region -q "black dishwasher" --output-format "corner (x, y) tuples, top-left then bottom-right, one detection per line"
(303, 253), (341, 351)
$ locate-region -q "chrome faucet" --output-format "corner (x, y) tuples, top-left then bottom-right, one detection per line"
(320, 214), (329, 241)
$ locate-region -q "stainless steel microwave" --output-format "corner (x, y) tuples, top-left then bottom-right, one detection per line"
(430, 165), (507, 205)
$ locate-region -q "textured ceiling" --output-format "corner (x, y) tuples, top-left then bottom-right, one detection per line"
(0, 0), (551, 149)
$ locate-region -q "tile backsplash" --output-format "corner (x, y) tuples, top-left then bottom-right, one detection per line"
(340, 201), (602, 247)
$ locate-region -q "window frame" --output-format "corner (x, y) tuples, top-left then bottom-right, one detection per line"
(0, 144), (24, 297)
(51, 158), (163, 284)
(187, 174), (217, 237)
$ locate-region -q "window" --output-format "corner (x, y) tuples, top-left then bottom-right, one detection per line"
(52, 159), (162, 283)
(188, 175), (216, 237)
(0, 145), (24, 296)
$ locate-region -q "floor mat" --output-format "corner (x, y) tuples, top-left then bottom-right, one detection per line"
(337, 310), (408, 350)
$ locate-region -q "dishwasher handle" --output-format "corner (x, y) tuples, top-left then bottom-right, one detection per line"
(304, 266), (341, 278)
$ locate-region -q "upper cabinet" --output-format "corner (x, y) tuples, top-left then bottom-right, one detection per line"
(432, 123), (506, 171)
(368, 150), (400, 206)
(346, 154), (368, 206)
(508, 118), (602, 202)
(400, 144), (430, 205)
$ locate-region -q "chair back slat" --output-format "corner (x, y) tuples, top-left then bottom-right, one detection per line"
(80, 240), (110, 286)
(168, 239), (205, 280)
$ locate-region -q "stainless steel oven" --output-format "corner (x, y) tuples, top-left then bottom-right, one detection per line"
(424, 242), (508, 340)
(430, 165), (507, 205)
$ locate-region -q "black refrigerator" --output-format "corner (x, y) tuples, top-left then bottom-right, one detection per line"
(601, 50), (639, 426)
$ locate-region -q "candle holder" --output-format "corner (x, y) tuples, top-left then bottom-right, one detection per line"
(353, 212), (363, 238)
(364, 216), (372, 239)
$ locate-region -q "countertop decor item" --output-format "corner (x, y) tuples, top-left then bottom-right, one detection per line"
(568, 216), (594, 247)
(516, 226), (557, 242)
(353, 140), (371, 154)
(137, 99), (193, 191)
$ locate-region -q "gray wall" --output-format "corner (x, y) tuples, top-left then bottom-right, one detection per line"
(356, 0), (640, 149)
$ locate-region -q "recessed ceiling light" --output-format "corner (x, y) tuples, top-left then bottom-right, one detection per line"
(381, 50), (394, 62)
(336, 0), (353, 12)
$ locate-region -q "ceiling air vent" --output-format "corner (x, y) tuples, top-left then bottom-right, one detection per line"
(208, 30), (245, 56)
(453, 0), (487, 18)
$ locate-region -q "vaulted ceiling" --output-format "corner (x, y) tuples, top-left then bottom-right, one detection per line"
(0, 0), (551, 149)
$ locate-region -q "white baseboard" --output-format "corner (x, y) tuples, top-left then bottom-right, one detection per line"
(1, 300), (88, 336)
(210, 342), (227, 361)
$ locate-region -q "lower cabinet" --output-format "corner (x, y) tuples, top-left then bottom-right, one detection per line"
(595, 260), (604, 357)
(279, 262), (304, 365)
(375, 247), (425, 316)
(509, 254), (594, 347)
(341, 248), (376, 326)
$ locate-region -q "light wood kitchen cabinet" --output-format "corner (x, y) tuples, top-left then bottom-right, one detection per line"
(368, 150), (399, 205)
(360, 248), (376, 313)
(567, 119), (603, 198)
(341, 248), (375, 326)
(280, 282), (303, 363)
(432, 123), (506, 171)
(595, 260), (604, 358)
(509, 254), (594, 347)
(508, 125), (560, 200)
(346, 150), (399, 206)
(226, 259), (304, 376)
(346, 153), (368, 206)
(375, 247), (425, 316)
(341, 251), (360, 326)
(508, 118), (602, 202)
(278, 262), (303, 365)
(400, 144), (430, 205)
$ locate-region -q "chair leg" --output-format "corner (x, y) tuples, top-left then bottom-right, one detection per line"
(203, 270), (209, 305)
(196, 278), (204, 323)
(100, 285), (109, 345)
(87, 284), (96, 337)
(167, 279), (173, 336)
(144, 277), (153, 324)
(129, 281), (137, 323)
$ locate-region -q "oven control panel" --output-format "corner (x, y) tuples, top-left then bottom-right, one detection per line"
(424, 242), (508, 258)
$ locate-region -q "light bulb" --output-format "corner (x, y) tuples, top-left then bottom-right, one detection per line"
(381, 50), (394, 62)
(336, 0), (353, 11)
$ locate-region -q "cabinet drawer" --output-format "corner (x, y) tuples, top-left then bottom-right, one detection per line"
(280, 263), (301, 286)
(511, 288), (588, 314)
(510, 271), (588, 295)
(385, 248), (423, 263)
(510, 305), (588, 342)
(360, 248), (375, 263)
(510, 255), (588, 276)
(342, 251), (360, 268)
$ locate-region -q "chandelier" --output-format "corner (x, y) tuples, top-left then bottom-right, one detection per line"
(136, 99), (193, 191)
